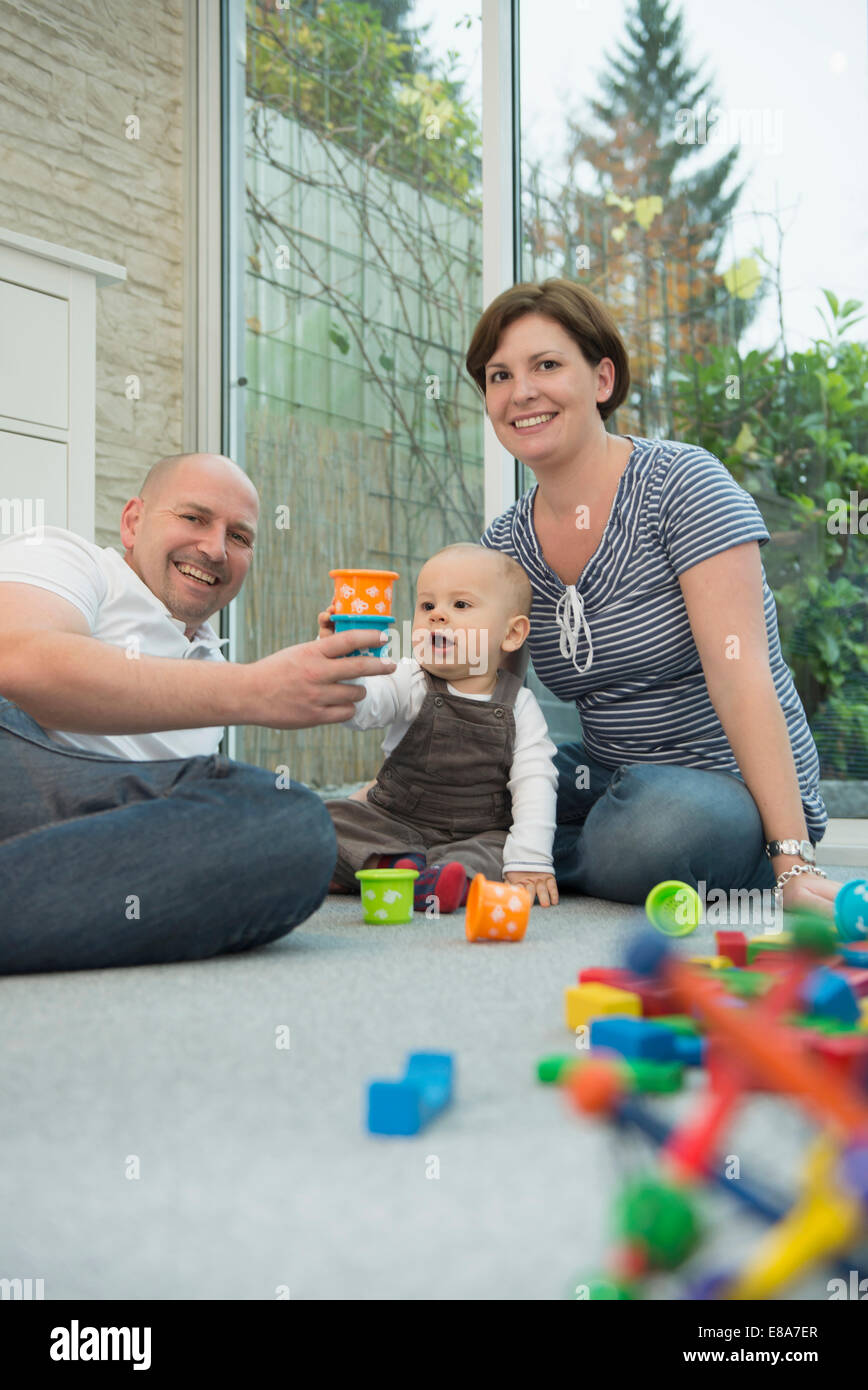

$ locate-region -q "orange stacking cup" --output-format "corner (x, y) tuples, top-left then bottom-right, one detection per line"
(465, 874), (531, 942)
(329, 568), (399, 617)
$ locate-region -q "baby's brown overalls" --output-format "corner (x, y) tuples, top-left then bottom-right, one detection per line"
(325, 666), (522, 888)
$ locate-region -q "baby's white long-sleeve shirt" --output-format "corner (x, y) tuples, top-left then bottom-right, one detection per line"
(342, 657), (558, 874)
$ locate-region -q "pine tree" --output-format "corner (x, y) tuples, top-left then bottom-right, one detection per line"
(578, 0), (742, 253)
(554, 0), (756, 433)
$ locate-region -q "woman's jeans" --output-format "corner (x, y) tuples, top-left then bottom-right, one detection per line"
(553, 740), (781, 902)
(0, 698), (337, 975)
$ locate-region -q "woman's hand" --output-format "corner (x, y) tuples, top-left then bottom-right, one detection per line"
(780, 871), (840, 920)
(505, 869), (559, 908)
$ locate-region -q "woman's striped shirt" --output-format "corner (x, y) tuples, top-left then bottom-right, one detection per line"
(480, 434), (828, 843)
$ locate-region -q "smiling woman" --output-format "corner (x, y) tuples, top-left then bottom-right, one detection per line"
(469, 278), (839, 919)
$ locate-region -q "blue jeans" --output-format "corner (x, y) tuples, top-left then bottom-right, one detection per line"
(553, 740), (782, 902)
(0, 698), (337, 974)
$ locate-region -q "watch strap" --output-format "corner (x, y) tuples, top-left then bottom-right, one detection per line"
(765, 838), (815, 863)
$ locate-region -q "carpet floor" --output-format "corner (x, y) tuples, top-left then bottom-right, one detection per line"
(1, 867), (866, 1301)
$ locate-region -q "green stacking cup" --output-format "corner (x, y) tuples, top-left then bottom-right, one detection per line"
(645, 879), (701, 937)
(355, 868), (419, 924)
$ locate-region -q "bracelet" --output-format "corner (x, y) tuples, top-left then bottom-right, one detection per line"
(774, 863), (828, 895)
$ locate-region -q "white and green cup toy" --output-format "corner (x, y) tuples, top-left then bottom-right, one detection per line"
(355, 868), (419, 924)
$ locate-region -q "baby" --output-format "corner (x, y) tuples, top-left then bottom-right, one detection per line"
(318, 543), (559, 912)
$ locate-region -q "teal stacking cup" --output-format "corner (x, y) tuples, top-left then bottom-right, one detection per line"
(332, 614), (394, 657)
(834, 879), (868, 942)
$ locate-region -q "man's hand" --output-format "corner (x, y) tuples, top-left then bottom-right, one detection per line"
(245, 627), (395, 729)
(317, 601), (337, 640)
(505, 869), (559, 908)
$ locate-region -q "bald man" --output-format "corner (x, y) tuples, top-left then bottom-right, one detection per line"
(0, 453), (395, 973)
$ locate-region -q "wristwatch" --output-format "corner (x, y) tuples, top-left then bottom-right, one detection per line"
(765, 838), (815, 863)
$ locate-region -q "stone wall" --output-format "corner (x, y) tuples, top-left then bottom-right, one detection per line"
(0, 0), (185, 549)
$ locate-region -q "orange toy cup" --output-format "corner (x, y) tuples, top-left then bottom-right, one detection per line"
(465, 874), (531, 942)
(329, 568), (399, 617)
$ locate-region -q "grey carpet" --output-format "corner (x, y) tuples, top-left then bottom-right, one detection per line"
(1, 868), (865, 1301)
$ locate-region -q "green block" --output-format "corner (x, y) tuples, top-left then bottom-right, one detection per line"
(788, 1013), (859, 1036)
(536, 1054), (578, 1084)
(649, 1014), (700, 1035)
(716, 968), (773, 998)
(789, 913), (838, 958)
(625, 1059), (684, 1093)
(616, 1177), (701, 1271)
(746, 938), (792, 964)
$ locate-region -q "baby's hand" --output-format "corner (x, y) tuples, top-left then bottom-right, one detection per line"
(317, 600), (338, 640)
(505, 869), (559, 908)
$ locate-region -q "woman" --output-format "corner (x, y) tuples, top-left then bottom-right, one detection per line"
(466, 278), (838, 918)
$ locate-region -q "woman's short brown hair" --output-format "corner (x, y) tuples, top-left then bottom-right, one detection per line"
(465, 278), (631, 422)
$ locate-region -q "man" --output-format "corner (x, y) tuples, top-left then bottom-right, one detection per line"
(0, 452), (395, 974)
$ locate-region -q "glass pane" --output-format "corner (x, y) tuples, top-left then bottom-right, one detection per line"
(236, 0), (483, 787)
(519, 0), (868, 808)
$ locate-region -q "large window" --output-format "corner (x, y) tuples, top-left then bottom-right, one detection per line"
(223, 0), (868, 809)
(229, 0), (484, 787)
(519, 0), (868, 804)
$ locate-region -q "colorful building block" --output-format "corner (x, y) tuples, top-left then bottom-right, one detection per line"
(748, 951), (795, 972)
(746, 933), (792, 965)
(590, 1015), (682, 1061)
(578, 968), (676, 1017)
(627, 1059), (685, 1093)
(367, 1052), (453, 1135)
(536, 1054), (578, 1084)
(651, 1014), (701, 1035)
(688, 955), (734, 970)
(537, 1053), (683, 1094)
(673, 1034), (707, 1067)
(800, 967), (861, 1025)
(804, 1032), (868, 1087)
(578, 967), (636, 988)
(715, 967), (773, 998)
(837, 966), (868, 999)
(715, 930), (747, 967)
(565, 982), (642, 1032)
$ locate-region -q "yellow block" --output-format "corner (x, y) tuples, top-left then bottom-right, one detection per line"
(859, 999), (868, 1031)
(747, 933), (792, 948)
(688, 955), (734, 969)
(565, 983), (641, 1032)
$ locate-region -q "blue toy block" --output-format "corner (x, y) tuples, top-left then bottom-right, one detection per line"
(366, 1052), (454, 1136)
(625, 930), (671, 979)
(800, 967), (861, 1025)
(673, 1033), (706, 1067)
(590, 1015), (681, 1061)
(838, 942), (868, 968)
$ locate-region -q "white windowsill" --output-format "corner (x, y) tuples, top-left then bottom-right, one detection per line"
(817, 819), (868, 868)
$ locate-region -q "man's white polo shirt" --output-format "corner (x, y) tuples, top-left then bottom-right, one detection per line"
(0, 525), (229, 760)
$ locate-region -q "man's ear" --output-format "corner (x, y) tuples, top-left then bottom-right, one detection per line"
(119, 497), (143, 551)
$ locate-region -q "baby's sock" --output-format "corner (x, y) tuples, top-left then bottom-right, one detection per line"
(399, 861), (468, 914)
(376, 852), (425, 872)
